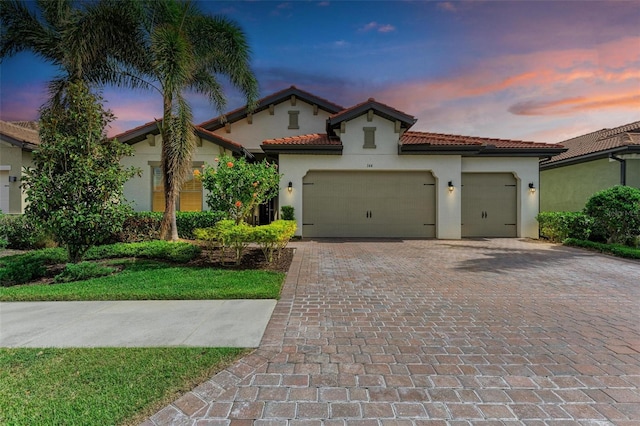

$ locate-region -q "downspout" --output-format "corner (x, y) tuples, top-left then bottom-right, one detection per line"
(609, 154), (626, 186)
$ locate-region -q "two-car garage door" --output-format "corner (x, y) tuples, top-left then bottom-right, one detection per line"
(302, 171), (436, 238)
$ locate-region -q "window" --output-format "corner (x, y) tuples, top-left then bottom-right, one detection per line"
(288, 111), (300, 129)
(363, 127), (376, 149)
(152, 166), (202, 212)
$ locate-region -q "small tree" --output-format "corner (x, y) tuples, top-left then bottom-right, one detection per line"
(584, 185), (640, 246)
(22, 82), (138, 262)
(201, 154), (281, 224)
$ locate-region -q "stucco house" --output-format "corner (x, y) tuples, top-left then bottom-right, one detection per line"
(0, 120), (39, 214)
(540, 121), (640, 212)
(118, 86), (565, 239)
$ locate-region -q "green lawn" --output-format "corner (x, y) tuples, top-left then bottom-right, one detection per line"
(0, 347), (247, 426)
(0, 259), (284, 301)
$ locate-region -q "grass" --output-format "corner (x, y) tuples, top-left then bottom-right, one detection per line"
(564, 238), (640, 260)
(0, 347), (247, 426)
(0, 259), (284, 301)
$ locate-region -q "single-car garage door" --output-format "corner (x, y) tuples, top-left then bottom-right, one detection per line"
(461, 173), (517, 237)
(303, 171), (436, 238)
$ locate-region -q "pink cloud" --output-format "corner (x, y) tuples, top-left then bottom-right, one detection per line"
(368, 36), (640, 142)
(359, 21), (396, 33)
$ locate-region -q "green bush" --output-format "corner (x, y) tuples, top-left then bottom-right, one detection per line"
(564, 238), (640, 259)
(536, 211), (592, 242)
(215, 220), (253, 265)
(0, 237), (7, 249)
(281, 206), (295, 221)
(0, 214), (50, 250)
(0, 248), (67, 286)
(54, 261), (116, 283)
(114, 211), (224, 242)
(175, 211), (225, 239)
(584, 185), (640, 246)
(85, 241), (200, 263)
(195, 220), (296, 264)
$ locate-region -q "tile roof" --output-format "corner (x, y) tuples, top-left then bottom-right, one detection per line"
(112, 120), (159, 143)
(401, 131), (554, 148)
(542, 121), (640, 165)
(194, 126), (244, 149)
(262, 133), (340, 146)
(0, 120), (40, 149)
(199, 86), (344, 129)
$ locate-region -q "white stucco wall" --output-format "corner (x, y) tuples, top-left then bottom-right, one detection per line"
(213, 100), (331, 152)
(121, 134), (232, 211)
(278, 114), (541, 239)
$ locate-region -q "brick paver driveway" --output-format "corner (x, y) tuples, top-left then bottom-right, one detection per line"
(147, 239), (640, 425)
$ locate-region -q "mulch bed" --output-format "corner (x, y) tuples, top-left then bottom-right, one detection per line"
(188, 246), (294, 273)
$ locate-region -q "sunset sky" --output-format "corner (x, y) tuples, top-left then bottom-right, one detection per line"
(0, 0), (639, 143)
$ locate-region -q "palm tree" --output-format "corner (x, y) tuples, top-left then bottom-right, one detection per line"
(0, 0), (141, 107)
(130, 0), (258, 240)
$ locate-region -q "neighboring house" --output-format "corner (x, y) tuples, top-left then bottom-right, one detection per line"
(0, 120), (39, 214)
(120, 86), (565, 239)
(540, 121), (640, 212)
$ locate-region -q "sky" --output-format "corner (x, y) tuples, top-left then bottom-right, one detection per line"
(0, 0), (639, 143)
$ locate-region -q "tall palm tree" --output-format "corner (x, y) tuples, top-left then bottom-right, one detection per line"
(0, 0), (141, 107)
(130, 0), (258, 240)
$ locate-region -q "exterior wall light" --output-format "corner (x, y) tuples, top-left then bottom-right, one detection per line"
(448, 181), (454, 192)
(288, 181), (293, 193)
(8, 176), (17, 182)
(529, 182), (536, 193)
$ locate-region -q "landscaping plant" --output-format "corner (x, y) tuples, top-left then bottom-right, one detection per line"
(281, 205), (295, 220)
(201, 154), (281, 224)
(536, 211), (592, 242)
(584, 185), (640, 246)
(21, 82), (138, 262)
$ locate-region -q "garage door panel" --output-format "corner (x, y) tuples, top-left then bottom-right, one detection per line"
(303, 171), (435, 238)
(462, 173), (517, 238)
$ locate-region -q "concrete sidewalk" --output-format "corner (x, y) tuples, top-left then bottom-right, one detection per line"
(0, 300), (277, 348)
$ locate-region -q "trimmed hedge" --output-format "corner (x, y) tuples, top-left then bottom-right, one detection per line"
(195, 220), (297, 265)
(584, 185), (640, 246)
(114, 211), (224, 242)
(564, 238), (640, 260)
(536, 211), (592, 243)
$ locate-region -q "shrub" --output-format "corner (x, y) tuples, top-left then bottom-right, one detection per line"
(536, 211), (592, 242)
(85, 241), (200, 263)
(0, 214), (50, 250)
(281, 206), (295, 221)
(584, 185), (640, 246)
(113, 211), (224, 243)
(214, 220), (253, 265)
(175, 211), (225, 239)
(54, 261), (116, 283)
(0, 237), (7, 249)
(0, 248), (67, 286)
(564, 238), (640, 259)
(201, 154), (281, 224)
(195, 220), (296, 264)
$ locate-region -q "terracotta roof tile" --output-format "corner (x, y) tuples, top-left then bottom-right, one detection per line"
(401, 131), (552, 148)
(262, 133), (340, 146)
(543, 121), (640, 164)
(0, 120), (40, 148)
(112, 120), (159, 141)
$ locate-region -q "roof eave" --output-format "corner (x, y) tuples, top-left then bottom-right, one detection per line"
(115, 122), (160, 145)
(328, 104), (416, 129)
(261, 144), (343, 155)
(194, 128), (244, 154)
(399, 145), (481, 155)
(200, 87), (344, 130)
(0, 133), (39, 151)
(540, 145), (640, 170)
